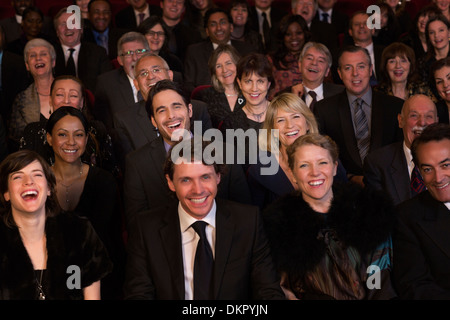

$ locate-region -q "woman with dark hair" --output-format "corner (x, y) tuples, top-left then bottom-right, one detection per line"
(263, 133), (397, 300)
(372, 2), (402, 47)
(183, 0), (216, 40)
(0, 149), (112, 300)
(375, 42), (436, 101)
(430, 57), (450, 123)
(45, 107), (125, 299)
(137, 15), (183, 74)
(229, 0), (263, 53)
(382, 0), (412, 35)
(267, 14), (312, 99)
(417, 14), (450, 82)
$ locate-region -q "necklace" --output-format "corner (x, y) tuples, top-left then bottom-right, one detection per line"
(225, 92), (238, 97)
(35, 269), (45, 300)
(244, 105), (267, 122)
(57, 163), (84, 205)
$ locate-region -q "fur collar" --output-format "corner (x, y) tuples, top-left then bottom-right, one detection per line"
(262, 182), (395, 276)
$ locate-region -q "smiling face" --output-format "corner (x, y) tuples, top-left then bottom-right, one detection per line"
(299, 46), (330, 87)
(46, 115), (88, 164)
(215, 52), (237, 87)
(161, 0), (185, 21)
(230, 3), (248, 27)
(88, 0), (111, 33)
(284, 22), (305, 55)
(4, 160), (50, 217)
(50, 79), (84, 110)
(22, 11), (43, 38)
(150, 89), (193, 146)
(434, 0), (450, 12)
(338, 50), (372, 97)
(274, 108), (309, 149)
(166, 161), (220, 219)
(416, 139), (450, 203)
(291, 144), (337, 206)
(56, 12), (83, 47)
(349, 13), (374, 44)
(386, 55), (410, 84)
(25, 45), (55, 77)
(292, 0), (316, 24)
(418, 13), (431, 35)
(398, 95), (438, 149)
(12, 0), (32, 15)
(133, 55), (173, 100)
(118, 40), (148, 78)
(145, 23), (165, 53)
(428, 20), (450, 51)
(434, 65), (450, 103)
(206, 12), (233, 45)
(237, 72), (270, 108)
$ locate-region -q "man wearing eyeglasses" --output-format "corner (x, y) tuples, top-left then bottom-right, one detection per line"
(94, 31), (150, 132)
(112, 52), (212, 168)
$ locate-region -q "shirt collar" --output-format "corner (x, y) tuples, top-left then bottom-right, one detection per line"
(179, 200), (217, 233)
(304, 83), (324, 98)
(347, 86), (372, 107)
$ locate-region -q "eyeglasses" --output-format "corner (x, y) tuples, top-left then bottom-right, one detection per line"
(147, 31), (165, 38)
(120, 49), (148, 57)
(137, 67), (167, 78)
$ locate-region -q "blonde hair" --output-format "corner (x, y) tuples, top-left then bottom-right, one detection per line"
(259, 92), (318, 152)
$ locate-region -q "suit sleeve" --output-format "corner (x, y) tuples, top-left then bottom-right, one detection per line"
(363, 154), (383, 191)
(393, 203), (450, 299)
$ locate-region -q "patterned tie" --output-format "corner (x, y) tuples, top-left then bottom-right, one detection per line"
(66, 48), (76, 76)
(98, 34), (108, 54)
(308, 90), (317, 112)
(353, 98), (370, 162)
(410, 165), (426, 196)
(261, 12), (271, 51)
(192, 221), (213, 300)
(138, 13), (145, 25)
(322, 12), (329, 23)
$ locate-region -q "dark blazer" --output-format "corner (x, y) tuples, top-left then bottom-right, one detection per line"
(82, 26), (128, 60)
(394, 191), (450, 299)
(248, 6), (287, 53)
(113, 98), (212, 166)
(278, 82), (344, 99)
(436, 100), (450, 124)
(114, 5), (162, 30)
(53, 41), (113, 92)
(314, 90), (403, 176)
(363, 141), (412, 206)
(94, 67), (136, 131)
(183, 39), (256, 94)
(313, 9), (349, 35)
(123, 136), (252, 227)
(123, 198), (284, 300)
(0, 15), (54, 44)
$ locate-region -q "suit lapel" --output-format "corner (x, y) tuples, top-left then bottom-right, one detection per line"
(118, 68), (135, 106)
(212, 201), (234, 299)
(339, 92), (362, 167)
(159, 205), (185, 299)
(390, 142), (412, 202)
(150, 137), (170, 186)
(418, 194), (450, 259)
(136, 101), (158, 144)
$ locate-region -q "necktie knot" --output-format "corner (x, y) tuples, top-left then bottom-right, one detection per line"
(66, 48), (76, 76)
(308, 90), (317, 99)
(322, 12), (329, 23)
(68, 48), (75, 55)
(354, 98), (363, 110)
(192, 221), (208, 239)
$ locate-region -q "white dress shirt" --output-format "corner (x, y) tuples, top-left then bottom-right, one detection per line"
(304, 84), (324, 107)
(61, 43), (81, 76)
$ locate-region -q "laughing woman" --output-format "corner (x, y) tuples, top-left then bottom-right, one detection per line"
(0, 149), (112, 300)
(263, 134), (397, 300)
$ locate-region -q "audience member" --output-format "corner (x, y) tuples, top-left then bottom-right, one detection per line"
(248, 0), (286, 53)
(137, 15), (183, 73)
(314, 45), (404, 186)
(393, 122), (450, 299)
(372, 2), (402, 47)
(229, 0), (264, 53)
(364, 94), (439, 205)
(123, 80), (251, 228)
(183, 0), (216, 40)
(113, 53), (211, 166)
(123, 138), (285, 300)
(82, 0), (127, 60)
(314, 0), (348, 35)
(45, 106), (124, 300)
(263, 133), (397, 300)
(115, 0), (162, 31)
(53, 7), (113, 92)
(8, 38), (55, 151)
(382, 0), (412, 35)
(433, 0), (450, 21)
(94, 31), (149, 131)
(279, 42), (344, 107)
(0, 149), (112, 299)
(267, 14), (311, 98)
(183, 7), (255, 94)
(375, 42), (436, 101)
(430, 57), (450, 123)
(196, 44), (245, 130)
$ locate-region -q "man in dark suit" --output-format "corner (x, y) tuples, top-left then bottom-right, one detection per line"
(183, 7), (255, 94)
(82, 0), (127, 60)
(123, 80), (251, 228)
(115, 0), (162, 31)
(314, 0), (348, 36)
(314, 45), (403, 186)
(94, 31), (149, 131)
(113, 53), (212, 167)
(363, 94), (439, 206)
(248, 0), (287, 53)
(276, 41), (344, 106)
(393, 123), (450, 299)
(0, 0), (53, 44)
(124, 137), (284, 300)
(53, 7), (113, 92)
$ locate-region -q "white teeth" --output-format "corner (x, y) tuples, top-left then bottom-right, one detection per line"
(285, 131), (298, 136)
(63, 149), (77, 153)
(167, 122), (181, 128)
(309, 180), (324, 186)
(308, 68), (318, 73)
(21, 190), (38, 197)
(35, 63), (45, 68)
(436, 182), (449, 189)
(190, 196), (207, 203)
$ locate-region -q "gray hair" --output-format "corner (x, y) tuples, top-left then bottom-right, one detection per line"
(299, 41), (332, 68)
(24, 38), (57, 63)
(117, 31), (150, 56)
(133, 52), (170, 78)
